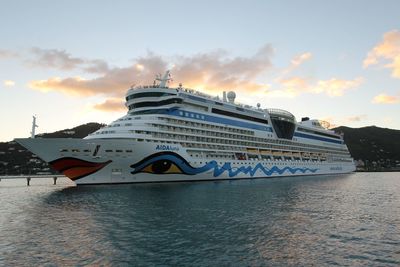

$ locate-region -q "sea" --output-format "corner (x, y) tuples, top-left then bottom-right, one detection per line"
(0, 172), (399, 266)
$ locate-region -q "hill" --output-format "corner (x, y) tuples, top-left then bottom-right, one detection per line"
(334, 126), (400, 161)
(334, 126), (400, 170)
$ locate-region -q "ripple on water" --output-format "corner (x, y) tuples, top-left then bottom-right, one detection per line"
(0, 173), (400, 266)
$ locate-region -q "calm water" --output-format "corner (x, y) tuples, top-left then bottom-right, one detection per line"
(0, 173), (399, 266)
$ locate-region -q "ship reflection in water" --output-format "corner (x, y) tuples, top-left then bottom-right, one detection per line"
(0, 172), (399, 266)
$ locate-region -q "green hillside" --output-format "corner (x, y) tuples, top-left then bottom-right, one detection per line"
(334, 126), (400, 162)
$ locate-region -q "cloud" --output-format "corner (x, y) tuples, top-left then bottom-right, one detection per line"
(0, 49), (18, 59)
(363, 30), (400, 78)
(313, 77), (364, 96)
(372, 93), (400, 104)
(3, 80), (15, 87)
(93, 98), (126, 112)
(83, 59), (110, 74)
(28, 47), (85, 70)
(270, 52), (362, 98)
(319, 117), (338, 129)
(28, 45), (274, 97)
(346, 114), (367, 122)
(26, 45), (362, 113)
(27, 47), (109, 74)
(268, 76), (363, 97)
(291, 52), (312, 67)
(29, 53), (167, 97)
(270, 77), (310, 97)
(276, 52), (312, 79)
(170, 44), (273, 93)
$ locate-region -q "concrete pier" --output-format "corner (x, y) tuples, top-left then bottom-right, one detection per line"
(0, 175), (66, 186)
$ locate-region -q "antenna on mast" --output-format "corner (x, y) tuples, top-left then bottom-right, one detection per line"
(155, 70), (172, 87)
(30, 115), (38, 138)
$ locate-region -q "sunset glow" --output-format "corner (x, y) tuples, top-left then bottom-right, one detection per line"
(0, 1), (399, 141)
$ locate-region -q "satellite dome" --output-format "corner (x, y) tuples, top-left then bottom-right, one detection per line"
(227, 91), (236, 103)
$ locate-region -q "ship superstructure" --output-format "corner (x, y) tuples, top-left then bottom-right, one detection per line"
(16, 71), (355, 184)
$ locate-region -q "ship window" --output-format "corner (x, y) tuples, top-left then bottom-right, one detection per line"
(212, 108), (268, 124)
(296, 127), (341, 139)
(71, 149), (79, 152)
(60, 149), (68, 152)
(105, 149), (113, 152)
(83, 149), (91, 153)
(126, 92), (175, 101)
(128, 98), (182, 110)
(116, 150), (123, 153)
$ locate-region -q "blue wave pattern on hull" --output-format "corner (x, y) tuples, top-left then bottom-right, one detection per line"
(130, 152), (319, 178)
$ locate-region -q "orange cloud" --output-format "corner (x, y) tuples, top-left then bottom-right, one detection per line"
(93, 98), (126, 112)
(268, 76), (363, 97)
(313, 77), (364, 96)
(29, 77), (100, 96)
(28, 45), (274, 97)
(28, 55), (168, 97)
(291, 52), (312, 67)
(372, 93), (400, 104)
(277, 52), (312, 79)
(319, 117), (338, 129)
(3, 80), (15, 87)
(363, 30), (400, 78)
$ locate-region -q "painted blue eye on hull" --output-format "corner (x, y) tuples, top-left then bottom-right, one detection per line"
(130, 152), (197, 175)
(131, 152), (319, 177)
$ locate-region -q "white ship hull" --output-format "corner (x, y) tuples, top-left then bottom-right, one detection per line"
(16, 138), (355, 185)
(16, 71), (356, 185)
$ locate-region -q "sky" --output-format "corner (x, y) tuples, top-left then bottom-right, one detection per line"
(1, 0), (400, 142)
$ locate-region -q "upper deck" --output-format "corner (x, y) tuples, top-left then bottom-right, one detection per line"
(94, 71), (344, 145)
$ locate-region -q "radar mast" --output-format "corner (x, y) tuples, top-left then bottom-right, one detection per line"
(155, 70), (172, 87)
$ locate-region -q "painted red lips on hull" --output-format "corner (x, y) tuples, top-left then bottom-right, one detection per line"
(49, 157), (112, 181)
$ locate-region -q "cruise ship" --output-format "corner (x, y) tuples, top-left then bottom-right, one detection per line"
(16, 71), (355, 185)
